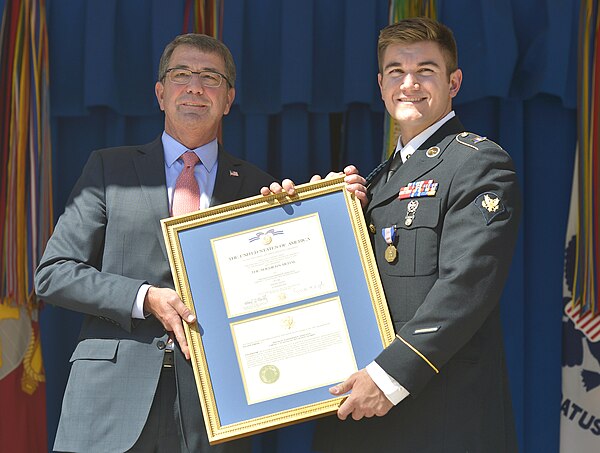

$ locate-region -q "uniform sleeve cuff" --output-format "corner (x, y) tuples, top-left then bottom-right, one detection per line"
(366, 361), (410, 405)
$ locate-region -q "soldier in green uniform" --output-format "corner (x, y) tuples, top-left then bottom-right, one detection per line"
(313, 17), (521, 453)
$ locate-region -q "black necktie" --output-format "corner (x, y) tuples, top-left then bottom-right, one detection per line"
(386, 151), (403, 182)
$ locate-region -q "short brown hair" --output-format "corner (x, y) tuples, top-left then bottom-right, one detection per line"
(378, 17), (458, 76)
(158, 33), (236, 87)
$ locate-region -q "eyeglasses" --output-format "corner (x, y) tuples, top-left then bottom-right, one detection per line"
(163, 68), (231, 88)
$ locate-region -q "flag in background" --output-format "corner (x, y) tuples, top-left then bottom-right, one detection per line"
(0, 0), (53, 451)
(183, 0), (224, 37)
(560, 0), (600, 450)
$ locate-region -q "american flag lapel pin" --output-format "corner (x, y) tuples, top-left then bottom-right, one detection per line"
(229, 170), (239, 177)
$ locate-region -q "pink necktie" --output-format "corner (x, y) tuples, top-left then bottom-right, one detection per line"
(172, 151), (201, 216)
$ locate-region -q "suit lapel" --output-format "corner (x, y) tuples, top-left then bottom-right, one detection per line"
(210, 145), (245, 207)
(132, 137), (170, 261)
(368, 117), (464, 213)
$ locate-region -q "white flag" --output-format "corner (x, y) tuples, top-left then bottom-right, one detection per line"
(560, 149), (600, 450)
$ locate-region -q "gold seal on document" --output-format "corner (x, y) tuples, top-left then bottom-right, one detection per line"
(260, 365), (280, 384)
(384, 244), (397, 263)
(262, 234), (273, 245)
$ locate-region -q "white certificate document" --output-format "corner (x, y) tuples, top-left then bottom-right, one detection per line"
(211, 214), (337, 318)
(230, 297), (357, 405)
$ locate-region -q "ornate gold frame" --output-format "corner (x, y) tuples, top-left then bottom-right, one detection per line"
(161, 176), (393, 444)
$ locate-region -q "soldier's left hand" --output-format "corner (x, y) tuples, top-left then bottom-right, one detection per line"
(329, 369), (393, 420)
(260, 165), (367, 208)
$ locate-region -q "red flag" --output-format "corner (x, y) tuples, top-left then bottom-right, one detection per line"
(0, 306), (47, 453)
(0, 0), (53, 448)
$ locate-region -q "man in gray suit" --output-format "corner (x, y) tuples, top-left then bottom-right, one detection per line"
(314, 18), (521, 452)
(35, 34), (274, 453)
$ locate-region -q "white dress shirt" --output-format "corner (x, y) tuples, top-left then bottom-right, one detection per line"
(132, 132), (219, 319)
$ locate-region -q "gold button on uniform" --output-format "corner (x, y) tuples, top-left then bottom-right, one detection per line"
(426, 146), (440, 158)
(369, 224), (376, 234)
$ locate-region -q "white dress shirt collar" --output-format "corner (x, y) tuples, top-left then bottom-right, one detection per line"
(395, 111), (456, 163)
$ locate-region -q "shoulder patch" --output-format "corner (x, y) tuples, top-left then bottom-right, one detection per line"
(475, 192), (506, 225)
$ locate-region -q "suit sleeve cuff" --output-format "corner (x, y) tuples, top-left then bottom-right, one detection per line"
(366, 361), (410, 405)
(132, 284), (152, 319)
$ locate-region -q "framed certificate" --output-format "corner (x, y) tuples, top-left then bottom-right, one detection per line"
(161, 176), (394, 444)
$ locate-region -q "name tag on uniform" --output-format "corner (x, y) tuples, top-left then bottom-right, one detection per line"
(399, 180), (439, 200)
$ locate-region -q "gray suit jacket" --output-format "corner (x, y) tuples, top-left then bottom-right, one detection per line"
(35, 137), (274, 453)
(314, 117), (521, 453)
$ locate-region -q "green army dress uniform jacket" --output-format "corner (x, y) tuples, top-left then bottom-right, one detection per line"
(315, 116), (521, 453)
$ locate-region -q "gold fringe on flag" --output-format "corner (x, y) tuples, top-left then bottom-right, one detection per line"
(184, 0), (224, 39)
(571, 0), (600, 316)
(0, 0), (53, 393)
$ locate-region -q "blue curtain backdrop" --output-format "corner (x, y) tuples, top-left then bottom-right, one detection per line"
(0, 0), (577, 451)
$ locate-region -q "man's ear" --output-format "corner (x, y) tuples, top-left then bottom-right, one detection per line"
(155, 81), (165, 111)
(449, 69), (462, 99)
(223, 87), (236, 116)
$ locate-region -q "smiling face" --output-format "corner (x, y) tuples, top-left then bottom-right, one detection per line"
(378, 41), (462, 144)
(155, 44), (235, 149)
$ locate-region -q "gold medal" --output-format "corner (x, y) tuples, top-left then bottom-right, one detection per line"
(385, 244), (397, 263)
